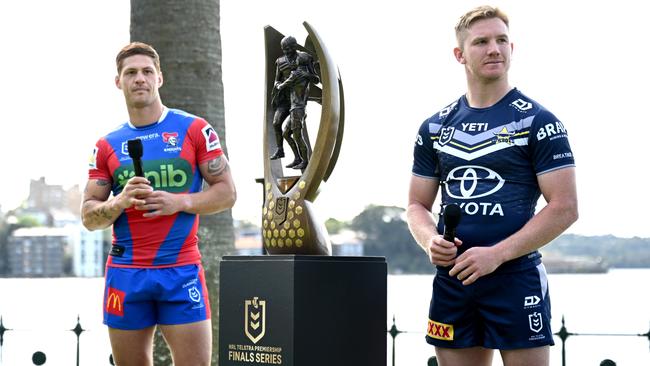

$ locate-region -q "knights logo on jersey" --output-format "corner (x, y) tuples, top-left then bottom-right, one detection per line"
(244, 297), (266, 344)
(439, 127), (456, 146)
(201, 125), (221, 152)
(162, 132), (179, 147)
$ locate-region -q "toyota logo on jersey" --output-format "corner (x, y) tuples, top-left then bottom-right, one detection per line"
(445, 165), (505, 199)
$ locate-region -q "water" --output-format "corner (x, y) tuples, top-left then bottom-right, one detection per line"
(0, 269), (648, 365)
(387, 269), (650, 366)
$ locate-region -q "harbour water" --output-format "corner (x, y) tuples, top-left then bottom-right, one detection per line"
(0, 269), (648, 365)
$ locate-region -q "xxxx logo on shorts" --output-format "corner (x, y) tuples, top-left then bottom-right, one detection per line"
(427, 319), (454, 341)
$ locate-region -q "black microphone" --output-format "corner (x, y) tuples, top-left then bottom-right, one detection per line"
(442, 204), (462, 243)
(127, 139), (144, 177)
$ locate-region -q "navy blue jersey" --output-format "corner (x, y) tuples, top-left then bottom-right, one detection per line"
(412, 88), (575, 272)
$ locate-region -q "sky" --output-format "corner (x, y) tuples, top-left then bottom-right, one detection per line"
(1, 0), (649, 238)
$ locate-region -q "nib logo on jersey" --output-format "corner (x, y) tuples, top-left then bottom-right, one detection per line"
(445, 165), (505, 216)
(115, 158), (193, 193)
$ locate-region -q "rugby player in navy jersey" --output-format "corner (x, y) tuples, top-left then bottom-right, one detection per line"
(407, 6), (578, 366)
(81, 42), (236, 366)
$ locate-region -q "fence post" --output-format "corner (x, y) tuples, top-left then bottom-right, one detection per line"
(388, 315), (404, 366)
(0, 315), (9, 364)
(553, 315), (574, 366)
(70, 315), (84, 366)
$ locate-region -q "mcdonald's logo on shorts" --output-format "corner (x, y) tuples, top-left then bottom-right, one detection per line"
(427, 319), (454, 341)
(106, 287), (125, 317)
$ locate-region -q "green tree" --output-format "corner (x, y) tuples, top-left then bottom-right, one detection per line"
(325, 217), (346, 234)
(130, 1), (231, 364)
(350, 205), (432, 273)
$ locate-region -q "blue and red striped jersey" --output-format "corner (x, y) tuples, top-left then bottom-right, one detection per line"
(88, 108), (223, 268)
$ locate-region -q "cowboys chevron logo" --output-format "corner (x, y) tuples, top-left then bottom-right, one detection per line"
(244, 297), (266, 344)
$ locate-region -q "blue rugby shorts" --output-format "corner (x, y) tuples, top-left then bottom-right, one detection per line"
(103, 263), (210, 330)
(426, 263), (554, 349)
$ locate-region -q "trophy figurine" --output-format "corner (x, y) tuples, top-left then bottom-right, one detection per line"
(261, 22), (344, 255)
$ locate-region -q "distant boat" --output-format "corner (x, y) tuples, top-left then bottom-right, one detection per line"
(543, 255), (609, 274)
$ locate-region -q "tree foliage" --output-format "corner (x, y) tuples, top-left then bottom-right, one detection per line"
(350, 205), (433, 274)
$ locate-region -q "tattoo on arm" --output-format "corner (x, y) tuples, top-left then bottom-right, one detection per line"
(96, 179), (110, 187)
(207, 156), (229, 176)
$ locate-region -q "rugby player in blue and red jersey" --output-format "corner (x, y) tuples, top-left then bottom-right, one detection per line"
(82, 42), (236, 366)
(407, 6), (578, 366)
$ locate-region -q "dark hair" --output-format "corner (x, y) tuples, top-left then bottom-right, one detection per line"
(115, 42), (161, 74)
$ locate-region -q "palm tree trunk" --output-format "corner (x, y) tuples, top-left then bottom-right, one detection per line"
(130, 1), (231, 365)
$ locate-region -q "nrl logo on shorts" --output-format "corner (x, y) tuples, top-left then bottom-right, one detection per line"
(439, 127), (456, 146)
(528, 312), (543, 333)
(244, 297), (266, 344)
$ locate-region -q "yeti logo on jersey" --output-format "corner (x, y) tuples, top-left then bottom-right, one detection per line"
(439, 101), (458, 118)
(510, 98), (533, 112)
(439, 127), (456, 146)
(445, 166), (505, 199)
(528, 312), (543, 333)
(201, 125), (221, 152)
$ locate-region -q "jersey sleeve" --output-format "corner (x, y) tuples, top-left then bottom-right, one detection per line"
(88, 138), (113, 182)
(187, 118), (224, 164)
(412, 117), (440, 179)
(528, 110), (575, 175)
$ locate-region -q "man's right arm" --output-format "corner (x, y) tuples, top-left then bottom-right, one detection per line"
(81, 177), (152, 231)
(406, 175), (460, 267)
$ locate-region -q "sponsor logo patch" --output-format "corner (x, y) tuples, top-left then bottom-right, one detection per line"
(510, 98), (533, 112)
(524, 295), (541, 308)
(202, 125), (221, 152)
(106, 287), (125, 317)
(427, 319), (454, 341)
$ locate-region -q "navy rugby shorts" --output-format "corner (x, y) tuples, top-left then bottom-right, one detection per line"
(426, 263), (554, 349)
(103, 264), (210, 330)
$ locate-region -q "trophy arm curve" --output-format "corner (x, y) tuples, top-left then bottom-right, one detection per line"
(294, 21), (341, 201)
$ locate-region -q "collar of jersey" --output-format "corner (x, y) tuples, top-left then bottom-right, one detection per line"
(127, 106), (169, 130)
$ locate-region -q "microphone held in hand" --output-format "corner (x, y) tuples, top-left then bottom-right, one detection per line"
(127, 139), (144, 177)
(442, 204), (462, 243)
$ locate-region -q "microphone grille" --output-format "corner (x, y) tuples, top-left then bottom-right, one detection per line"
(443, 204), (462, 228)
(127, 139), (143, 159)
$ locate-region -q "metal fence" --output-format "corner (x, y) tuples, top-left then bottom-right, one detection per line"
(1, 314), (648, 365)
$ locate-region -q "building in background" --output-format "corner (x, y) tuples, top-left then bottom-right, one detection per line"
(70, 226), (106, 277)
(234, 228), (264, 255)
(330, 230), (364, 256)
(8, 227), (71, 277)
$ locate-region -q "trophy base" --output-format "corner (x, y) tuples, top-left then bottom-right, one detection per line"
(219, 255), (387, 366)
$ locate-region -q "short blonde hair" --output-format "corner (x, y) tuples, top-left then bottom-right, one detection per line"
(455, 6), (509, 48)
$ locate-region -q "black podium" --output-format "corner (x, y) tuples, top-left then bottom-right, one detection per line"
(219, 255), (387, 366)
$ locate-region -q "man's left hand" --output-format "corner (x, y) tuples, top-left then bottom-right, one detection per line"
(448, 246), (503, 285)
(135, 190), (189, 218)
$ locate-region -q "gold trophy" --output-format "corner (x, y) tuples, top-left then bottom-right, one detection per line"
(261, 22), (344, 255)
